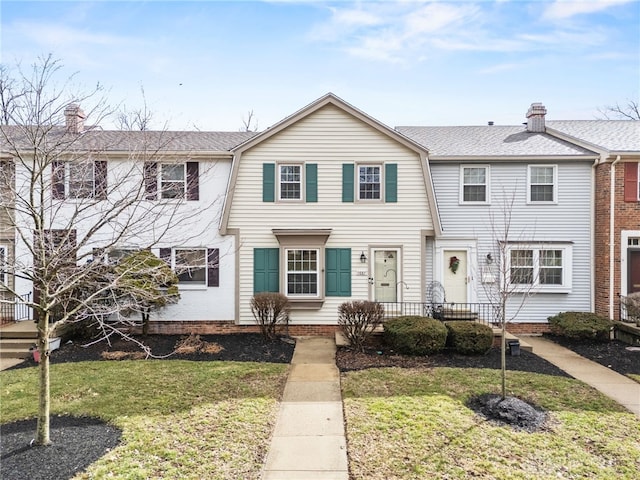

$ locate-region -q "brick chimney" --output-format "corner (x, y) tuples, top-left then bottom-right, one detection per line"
(64, 104), (86, 133)
(526, 103), (547, 133)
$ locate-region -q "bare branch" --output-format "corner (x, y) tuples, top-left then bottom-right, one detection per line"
(597, 99), (640, 121)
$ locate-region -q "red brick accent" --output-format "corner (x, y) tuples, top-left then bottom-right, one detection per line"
(594, 161), (640, 320)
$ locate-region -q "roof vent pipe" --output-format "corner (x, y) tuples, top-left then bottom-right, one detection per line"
(488, 121), (494, 126)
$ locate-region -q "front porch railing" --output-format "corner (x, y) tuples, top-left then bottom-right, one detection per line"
(378, 301), (501, 326)
(619, 295), (640, 326)
(0, 292), (33, 325)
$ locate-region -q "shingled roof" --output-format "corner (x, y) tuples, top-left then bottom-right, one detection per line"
(547, 120), (640, 154)
(396, 125), (597, 158)
(1, 126), (258, 154)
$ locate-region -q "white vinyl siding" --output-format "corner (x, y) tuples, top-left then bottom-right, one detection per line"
(228, 104), (434, 324)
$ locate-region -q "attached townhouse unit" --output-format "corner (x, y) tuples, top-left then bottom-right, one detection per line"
(1, 94), (638, 335)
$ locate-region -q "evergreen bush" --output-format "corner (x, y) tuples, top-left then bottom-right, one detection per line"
(445, 321), (493, 355)
(547, 311), (612, 342)
(383, 315), (447, 355)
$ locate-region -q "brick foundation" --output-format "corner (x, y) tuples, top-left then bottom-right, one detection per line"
(141, 321), (339, 337)
(505, 322), (551, 335)
(139, 320), (549, 337)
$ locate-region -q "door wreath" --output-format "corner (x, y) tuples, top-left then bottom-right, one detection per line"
(449, 256), (460, 274)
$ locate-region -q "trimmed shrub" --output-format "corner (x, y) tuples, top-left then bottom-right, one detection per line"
(250, 292), (290, 341)
(445, 321), (493, 355)
(338, 300), (385, 352)
(548, 311), (613, 342)
(383, 315), (447, 356)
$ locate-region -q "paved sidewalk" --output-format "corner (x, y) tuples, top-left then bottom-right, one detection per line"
(261, 337), (348, 480)
(524, 336), (640, 417)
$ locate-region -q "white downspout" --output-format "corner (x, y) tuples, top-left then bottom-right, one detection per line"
(591, 158), (598, 314)
(609, 155), (621, 318)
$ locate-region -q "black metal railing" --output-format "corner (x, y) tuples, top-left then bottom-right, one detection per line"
(378, 301), (501, 326)
(0, 292), (32, 324)
(619, 295), (640, 325)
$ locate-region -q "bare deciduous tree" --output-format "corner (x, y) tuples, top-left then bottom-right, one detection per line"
(240, 109), (258, 132)
(597, 99), (640, 121)
(482, 188), (539, 399)
(0, 56), (219, 446)
(115, 86), (155, 131)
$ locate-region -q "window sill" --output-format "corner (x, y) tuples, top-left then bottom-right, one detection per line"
(287, 298), (325, 309)
(178, 284), (208, 291)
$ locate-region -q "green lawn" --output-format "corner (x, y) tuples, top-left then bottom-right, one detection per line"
(342, 367), (640, 480)
(1, 360), (289, 479)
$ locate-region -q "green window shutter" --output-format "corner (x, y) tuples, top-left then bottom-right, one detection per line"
(325, 248), (351, 297)
(306, 163), (317, 202)
(263, 163), (275, 202)
(342, 164), (354, 202)
(385, 163), (397, 203)
(254, 248), (279, 293)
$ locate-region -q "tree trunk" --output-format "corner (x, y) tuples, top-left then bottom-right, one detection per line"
(142, 306), (150, 336)
(501, 300), (507, 400)
(35, 312), (51, 445)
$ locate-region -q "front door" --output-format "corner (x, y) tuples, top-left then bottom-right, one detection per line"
(443, 250), (467, 303)
(374, 250), (398, 302)
(629, 249), (640, 294)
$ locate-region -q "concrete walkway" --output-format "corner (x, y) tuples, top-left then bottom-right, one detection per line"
(524, 336), (640, 417)
(261, 337), (348, 480)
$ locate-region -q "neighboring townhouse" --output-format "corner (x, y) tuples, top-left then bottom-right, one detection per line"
(398, 104), (599, 333)
(1, 94), (636, 335)
(0, 157), (17, 325)
(546, 120), (640, 320)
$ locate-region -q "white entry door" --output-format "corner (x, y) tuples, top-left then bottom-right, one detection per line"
(374, 250), (398, 302)
(443, 249), (467, 303)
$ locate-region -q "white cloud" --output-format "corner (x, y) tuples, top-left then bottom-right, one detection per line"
(542, 0), (635, 20)
(11, 21), (133, 49)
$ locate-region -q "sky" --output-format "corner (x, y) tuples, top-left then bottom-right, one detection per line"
(1, 0), (639, 131)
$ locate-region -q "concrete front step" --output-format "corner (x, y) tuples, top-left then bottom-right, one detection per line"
(0, 321), (38, 339)
(1, 321), (39, 360)
(0, 347), (32, 359)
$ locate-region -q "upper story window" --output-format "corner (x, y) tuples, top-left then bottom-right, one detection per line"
(508, 243), (572, 292)
(286, 248), (319, 296)
(460, 166), (489, 203)
(358, 165), (381, 200)
(279, 165), (302, 200)
(528, 165), (556, 203)
(52, 161), (107, 200)
(144, 162), (199, 201)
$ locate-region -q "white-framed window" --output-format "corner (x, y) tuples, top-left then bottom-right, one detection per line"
(279, 164), (302, 200)
(68, 162), (95, 199)
(160, 163), (186, 199)
(528, 165), (557, 203)
(286, 248), (319, 296)
(507, 243), (572, 292)
(358, 165), (381, 200)
(174, 248), (207, 285)
(460, 165), (489, 203)
(0, 244), (7, 285)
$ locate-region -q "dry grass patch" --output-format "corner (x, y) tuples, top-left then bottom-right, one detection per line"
(174, 333), (224, 355)
(101, 351), (147, 360)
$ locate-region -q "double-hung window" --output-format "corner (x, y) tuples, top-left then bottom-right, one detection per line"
(286, 249), (319, 296)
(52, 161), (107, 200)
(460, 166), (489, 203)
(279, 165), (302, 200)
(508, 243), (572, 291)
(528, 165), (556, 203)
(160, 247), (219, 288)
(144, 162), (199, 201)
(174, 248), (207, 285)
(161, 164), (186, 199)
(358, 165), (381, 200)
